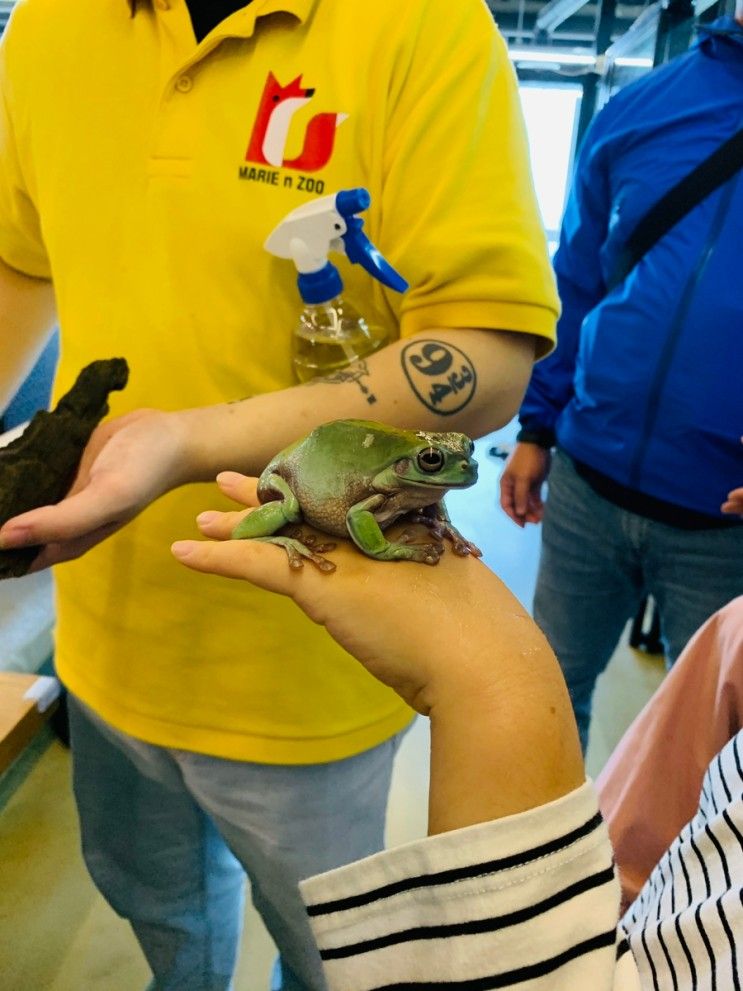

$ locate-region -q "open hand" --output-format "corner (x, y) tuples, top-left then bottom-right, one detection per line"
(172, 471), (526, 716)
(0, 408), (189, 570)
(173, 471), (585, 830)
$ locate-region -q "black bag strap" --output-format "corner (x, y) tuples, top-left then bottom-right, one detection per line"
(608, 126), (743, 291)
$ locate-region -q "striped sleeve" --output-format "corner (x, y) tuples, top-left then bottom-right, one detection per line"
(300, 781), (638, 991)
(621, 729), (743, 991)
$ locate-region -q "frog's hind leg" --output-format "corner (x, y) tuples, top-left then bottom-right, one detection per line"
(231, 473), (301, 539)
(231, 476), (335, 571)
(252, 536), (336, 573)
(284, 527), (337, 555)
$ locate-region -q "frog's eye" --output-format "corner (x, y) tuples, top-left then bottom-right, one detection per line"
(417, 447), (445, 473)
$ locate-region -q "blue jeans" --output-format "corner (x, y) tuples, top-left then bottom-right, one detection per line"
(534, 450), (743, 751)
(67, 696), (407, 991)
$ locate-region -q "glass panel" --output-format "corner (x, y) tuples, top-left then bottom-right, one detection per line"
(599, 3), (660, 106)
(519, 84), (582, 254)
(0, 1), (16, 33)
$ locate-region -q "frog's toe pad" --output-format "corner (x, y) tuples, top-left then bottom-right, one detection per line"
(301, 533), (337, 554)
(452, 539), (483, 558)
(313, 542), (337, 554)
(255, 535), (336, 574)
(403, 541), (445, 566)
(284, 526), (337, 555)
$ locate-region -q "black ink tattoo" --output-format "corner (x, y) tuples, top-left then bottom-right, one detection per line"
(400, 340), (477, 415)
(306, 360), (377, 405)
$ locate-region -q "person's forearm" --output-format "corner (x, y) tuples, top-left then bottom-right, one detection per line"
(423, 567), (584, 834)
(0, 256), (57, 410)
(173, 328), (536, 481)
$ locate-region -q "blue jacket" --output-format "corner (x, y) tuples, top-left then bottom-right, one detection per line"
(519, 17), (743, 518)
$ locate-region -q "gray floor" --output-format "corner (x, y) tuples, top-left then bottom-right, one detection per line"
(0, 434), (666, 990)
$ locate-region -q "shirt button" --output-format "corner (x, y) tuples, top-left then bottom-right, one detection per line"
(155, 0), (170, 9)
(175, 76), (193, 93)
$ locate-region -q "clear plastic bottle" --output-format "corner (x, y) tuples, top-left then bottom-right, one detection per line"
(264, 187), (407, 384)
(292, 296), (390, 382)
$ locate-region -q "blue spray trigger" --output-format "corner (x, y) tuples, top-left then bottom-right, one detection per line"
(340, 214), (409, 294)
(265, 186), (408, 303)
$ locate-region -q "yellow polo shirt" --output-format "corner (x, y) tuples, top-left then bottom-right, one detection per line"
(0, 0), (558, 761)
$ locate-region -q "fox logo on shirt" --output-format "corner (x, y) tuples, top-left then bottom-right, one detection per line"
(246, 73), (347, 173)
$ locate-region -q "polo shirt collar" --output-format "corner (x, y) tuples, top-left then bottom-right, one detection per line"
(141, 0), (318, 27)
(208, 0), (317, 40)
(255, 0), (317, 22)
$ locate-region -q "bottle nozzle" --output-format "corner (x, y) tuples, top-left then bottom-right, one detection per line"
(336, 188), (371, 218)
(264, 187), (408, 304)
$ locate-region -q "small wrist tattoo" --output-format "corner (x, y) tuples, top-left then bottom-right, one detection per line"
(306, 360), (377, 405)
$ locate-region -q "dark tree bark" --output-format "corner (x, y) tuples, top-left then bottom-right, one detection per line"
(0, 358), (129, 578)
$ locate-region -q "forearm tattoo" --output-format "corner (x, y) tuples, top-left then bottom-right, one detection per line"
(401, 340), (477, 415)
(305, 360), (377, 404)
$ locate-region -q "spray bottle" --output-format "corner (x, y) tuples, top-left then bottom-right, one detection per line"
(265, 188), (408, 382)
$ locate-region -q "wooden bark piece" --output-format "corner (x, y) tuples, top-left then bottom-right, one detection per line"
(0, 358), (129, 578)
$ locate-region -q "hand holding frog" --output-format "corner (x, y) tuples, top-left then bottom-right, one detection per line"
(173, 469), (583, 830)
(174, 469), (486, 714)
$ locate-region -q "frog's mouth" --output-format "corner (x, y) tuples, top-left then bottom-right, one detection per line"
(406, 472), (478, 489)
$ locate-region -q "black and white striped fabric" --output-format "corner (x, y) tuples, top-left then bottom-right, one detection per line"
(300, 731), (743, 991)
(621, 730), (743, 991)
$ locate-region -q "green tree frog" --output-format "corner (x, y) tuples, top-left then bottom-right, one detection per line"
(232, 419), (481, 571)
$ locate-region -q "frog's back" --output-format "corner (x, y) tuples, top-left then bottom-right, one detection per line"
(257, 420), (421, 532)
(290, 420), (422, 479)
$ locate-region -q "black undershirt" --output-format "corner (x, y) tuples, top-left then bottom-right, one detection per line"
(185, 0), (252, 42)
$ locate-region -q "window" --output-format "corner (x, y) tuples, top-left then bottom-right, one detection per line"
(519, 84), (582, 255)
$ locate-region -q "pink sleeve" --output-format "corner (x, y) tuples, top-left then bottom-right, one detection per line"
(596, 595), (743, 911)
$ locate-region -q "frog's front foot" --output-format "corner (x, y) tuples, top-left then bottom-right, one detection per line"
(375, 538), (445, 566)
(398, 521), (447, 544)
(346, 503), (448, 565)
(401, 513), (482, 558)
(449, 534), (482, 558)
(398, 541), (446, 566)
(254, 535), (336, 573)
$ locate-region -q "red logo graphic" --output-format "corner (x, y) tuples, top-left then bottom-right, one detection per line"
(246, 73), (347, 173)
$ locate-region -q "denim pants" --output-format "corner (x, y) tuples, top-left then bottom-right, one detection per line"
(67, 696), (407, 991)
(534, 450), (743, 751)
